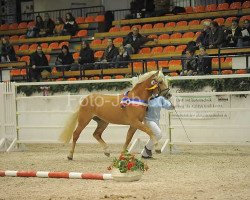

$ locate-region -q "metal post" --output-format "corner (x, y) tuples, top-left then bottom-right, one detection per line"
(168, 111), (172, 153)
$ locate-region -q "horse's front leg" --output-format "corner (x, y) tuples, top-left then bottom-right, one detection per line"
(122, 126), (137, 152)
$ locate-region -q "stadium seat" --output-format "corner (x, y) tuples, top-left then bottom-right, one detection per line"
(146, 61), (157, 70)
(153, 23), (164, 29)
(103, 76), (111, 79)
(20, 56), (30, 65)
(139, 47), (151, 54)
(13, 45), (19, 52)
(91, 39), (102, 46)
(102, 38), (108, 45)
(19, 44), (29, 51)
(113, 37), (123, 44)
(115, 75), (124, 79)
(27, 21), (35, 28)
(94, 51), (104, 59)
(193, 5), (205, 13)
(188, 20), (200, 26)
(48, 42), (59, 49)
(221, 70), (233, 74)
(240, 15), (250, 21)
(195, 31), (202, 38)
(121, 26), (130, 31)
(18, 22), (28, 29)
(158, 34), (169, 40)
(165, 22), (176, 28)
(19, 35), (26, 39)
(131, 24), (141, 30)
(20, 69), (27, 76)
(95, 15), (105, 22)
(158, 60), (169, 68)
(175, 45), (187, 52)
(59, 41), (69, 48)
(76, 30), (88, 37)
(73, 52), (80, 60)
(168, 60), (182, 71)
(212, 71), (219, 75)
(147, 34), (158, 39)
(185, 6), (193, 13)
(235, 69), (247, 74)
(29, 43), (38, 51)
(41, 43), (49, 50)
(214, 18), (225, 25)
(75, 17), (85, 24)
(133, 62), (143, 69)
(242, 1), (250, 8)
(10, 69), (21, 76)
(151, 46), (163, 54)
(163, 46), (176, 53)
(67, 78), (77, 81)
(222, 57), (232, 68)
(10, 35), (19, 41)
(182, 32), (195, 38)
(176, 21), (188, 26)
(9, 23), (18, 30)
(142, 24), (153, 30)
(85, 16), (95, 23)
(0, 24), (9, 31)
(225, 17), (238, 24)
(169, 72), (179, 76)
(170, 32), (182, 39)
(230, 2), (241, 10)
(109, 27), (120, 32)
(217, 3), (229, 11)
(205, 4), (217, 12)
(212, 57), (225, 69)
(93, 76), (100, 80)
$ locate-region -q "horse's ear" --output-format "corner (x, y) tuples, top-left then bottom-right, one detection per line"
(153, 71), (160, 78)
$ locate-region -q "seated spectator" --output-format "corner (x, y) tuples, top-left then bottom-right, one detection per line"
(181, 49), (198, 76)
(0, 37), (17, 62)
(53, 17), (65, 36)
(29, 45), (49, 82)
(225, 19), (242, 47)
(63, 13), (78, 36)
(111, 45), (130, 68)
(78, 41), (95, 70)
(196, 21), (211, 48)
(40, 13), (55, 37)
(55, 45), (74, 71)
(26, 15), (44, 38)
(208, 21), (224, 49)
(123, 27), (157, 54)
(237, 19), (250, 47)
(197, 46), (212, 75)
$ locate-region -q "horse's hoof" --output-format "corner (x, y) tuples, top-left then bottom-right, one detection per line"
(104, 152), (110, 157)
(155, 149), (161, 154)
(67, 156), (73, 160)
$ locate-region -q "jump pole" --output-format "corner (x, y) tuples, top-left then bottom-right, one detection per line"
(0, 170), (112, 180)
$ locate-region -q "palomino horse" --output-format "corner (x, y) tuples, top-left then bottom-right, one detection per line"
(59, 71), (170, 160)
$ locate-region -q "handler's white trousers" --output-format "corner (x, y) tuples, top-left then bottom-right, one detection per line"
(141, 120), (162, 157)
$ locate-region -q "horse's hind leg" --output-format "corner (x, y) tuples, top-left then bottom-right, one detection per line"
(68, 114), (92, 160)
(92, 118), (110, 157)
(122, 126), (137, 152)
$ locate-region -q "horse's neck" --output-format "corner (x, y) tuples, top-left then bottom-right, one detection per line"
(130, 84), (152, 101)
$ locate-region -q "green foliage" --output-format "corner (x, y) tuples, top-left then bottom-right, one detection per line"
(17, 82), (132, 96)
(169, 78), (250, 92)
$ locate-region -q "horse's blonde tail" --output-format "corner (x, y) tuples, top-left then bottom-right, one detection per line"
(59, 107), (79, 143)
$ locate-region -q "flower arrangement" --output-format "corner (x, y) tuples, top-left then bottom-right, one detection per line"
(108, 150), (148, 173)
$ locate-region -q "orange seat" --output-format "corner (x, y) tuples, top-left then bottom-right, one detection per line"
(75, 17), (85, 24)
(165, 22), (176, 28)
(113, 37), (123, 44)
(139, 47), (151, 54)
(175, 45), (187, 52)
(146, 61), (157, 70)
(214, 18), (225, 25)
(45, 54), (51, 62)
(158, 34), (169, 40)
(131, 24), (141, 30)
(240, 15), (250, 21)
(10, 35), (19, 41)
(0, 24), (9, 31)
(102, 38), (108, 45)
(170, 32), (182, 39)
(120, 26), (130, 31)
(13, 45), (19, 52)
(115, 75), (124, 79)
(151, 46), (163, 54)
(141, 24), (152, 30)
(91, 39), (102, 46)
(9, 23), (18, 30)
(217, 3), (229, 11)
(19, 44), (29, 51)
(93, 76), (100, 80)
(230, 2), (241, 10)
(20, 56), (30, 65)
(77, 30), (88, 37)
(59, 41), (69, 49)
(18, 22), (28, 29)
(225, 17), (238, 24)
(185, 6), (193, 13)
(95, 15), (105, 22)
(85, 16), (95, 23)
(242, 1), (250, 9)
(19, 35), (26, 39)
(188, 20), (200, 26)
(27, 21), (35, 28)
(73, 52), (80, 60)
(176, 21), (188, 26)
(212, 57), (225, 69)
(195, 31), (202, 38)
(235, 69), (247, 74)
(94, 51), (104, 59)
(193, 5), (205, 13)
(109, 27), (120, 32)
(133, 62), (143, 69)
(163, 46), (176, 53)
(168, 60), (182, 71)
(205, 4), (217, 12)
(169, 72), (179, 76)
(153, 23), (164, 29)
(212, 71), (219, 75)
(222, 57), (232, 68)
(103, 76), (111, 79)
(158, 60), (169, 68)
(20, 69), (27, 76)
(147, 34), (158, 39)
(222, 70), (233, 74)
(10, 69), (21, 76)
(29, 43), (38, 51)
(41, 43), (49, 50)
(48, 42), (59, 49)
(182, 32), (195, 38)
(67, 78), (77, 81)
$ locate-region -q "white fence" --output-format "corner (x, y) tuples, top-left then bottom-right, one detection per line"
(0, 75), (250, 152)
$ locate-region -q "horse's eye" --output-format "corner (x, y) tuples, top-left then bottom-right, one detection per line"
(151, 80), (157, 85)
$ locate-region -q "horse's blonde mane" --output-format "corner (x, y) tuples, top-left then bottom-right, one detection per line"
(136, 71), (164, 85)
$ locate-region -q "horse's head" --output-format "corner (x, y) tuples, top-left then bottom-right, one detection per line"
(146, 71), (171, 99)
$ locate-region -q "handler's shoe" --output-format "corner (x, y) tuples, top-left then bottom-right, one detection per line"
(141, 146), (152, 159)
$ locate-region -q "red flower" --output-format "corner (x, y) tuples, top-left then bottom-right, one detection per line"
(127, 162), (135, 170)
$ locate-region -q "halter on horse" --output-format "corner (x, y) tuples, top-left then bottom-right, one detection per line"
(59, 71), (170, 160)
